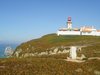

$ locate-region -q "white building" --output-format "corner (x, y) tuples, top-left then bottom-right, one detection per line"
(80, 26), (100, 36)
(57, 17), (100, 36)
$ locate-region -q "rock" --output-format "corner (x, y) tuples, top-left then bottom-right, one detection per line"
(75, 68), (83, 72)
(94, 70), (100, 75)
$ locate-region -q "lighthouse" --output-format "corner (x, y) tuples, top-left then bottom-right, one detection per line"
(67, 17), (72, 29)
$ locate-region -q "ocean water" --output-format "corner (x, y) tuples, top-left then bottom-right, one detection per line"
(0, 44), (18, 58)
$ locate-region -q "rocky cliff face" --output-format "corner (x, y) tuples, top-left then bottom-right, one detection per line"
(14, 46), (70, 57)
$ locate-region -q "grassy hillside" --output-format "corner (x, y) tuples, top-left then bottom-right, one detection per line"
(0, 34), (100, 75)
(16, 34), (100, 49)
(14, 33), (100, 57)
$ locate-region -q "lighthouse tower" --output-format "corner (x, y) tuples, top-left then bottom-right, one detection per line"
(67, 17), (72, 29)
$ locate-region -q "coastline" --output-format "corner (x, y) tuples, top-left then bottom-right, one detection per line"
(0, 44), (18, 58)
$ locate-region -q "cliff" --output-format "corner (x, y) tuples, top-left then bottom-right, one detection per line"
(13, 33), (100, 58)
(1, 34), (100, 75)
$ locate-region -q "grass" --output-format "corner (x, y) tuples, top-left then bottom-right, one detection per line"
(14, 33), (100, 57)
(0, 57), (100, 75)
(0, 33), (100, 75)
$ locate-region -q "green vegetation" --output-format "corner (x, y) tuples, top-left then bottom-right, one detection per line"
(0, 57), (100, 75)
(14, 33), (100, 57)
(0, 33), (100, 75)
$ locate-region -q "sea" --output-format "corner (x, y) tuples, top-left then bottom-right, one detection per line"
(0, 43), (19, 58)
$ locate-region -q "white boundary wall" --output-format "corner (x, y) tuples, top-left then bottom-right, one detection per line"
(57, 31), (80, 36)
(57, 31), (100, 36)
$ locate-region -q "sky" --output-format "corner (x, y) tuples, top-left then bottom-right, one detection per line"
(0, 0), (100, 44)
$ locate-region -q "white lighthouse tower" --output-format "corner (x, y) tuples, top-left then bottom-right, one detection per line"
(67, 17), (72, 29)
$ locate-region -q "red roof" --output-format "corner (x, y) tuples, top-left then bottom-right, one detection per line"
(68, 17), (71, 21)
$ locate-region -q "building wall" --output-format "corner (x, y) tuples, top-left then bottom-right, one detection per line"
(57, 31), (80, 36)
(57, 31), (100, 36)
(81, 31), (100, 36)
